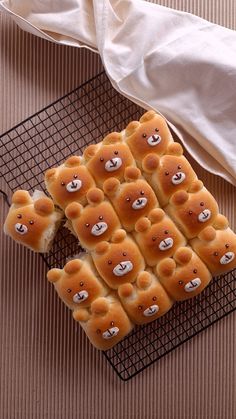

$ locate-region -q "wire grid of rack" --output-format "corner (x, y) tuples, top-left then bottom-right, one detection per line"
(1, 71), (236, 381)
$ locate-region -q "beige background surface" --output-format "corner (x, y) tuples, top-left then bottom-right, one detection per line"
(0, 1), (236, 418)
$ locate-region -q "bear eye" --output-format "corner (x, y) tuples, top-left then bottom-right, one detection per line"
(123, 252), (127, 256)
(152, 237), (156, 242)
(61, 182), (65, 186)
(142, 133), (147, 138)
(200, 202), (204, 206)
(225, 243), (230, 248)
(17, 214), (22, 219)
(67, 288), (72, 293)
(165, 171), (169, 176)
(100, 157), (104, 162)
(80, 282), (84, 286)
(152, 296), (157, 301)
(96, 329), (101, 334)
(178, 165), (181, 170)
(214, 251), (218, 256)
(140, 191), (145, 195)
(85, 223), (90, 228)
(178, 280), (183, 285)
(29, 220), (34, 225)
(138, 305), (143, 310)
(164, 230), (169, 234)
(99, 215), (103, 220)
(193, 269), (197, 274)
(114, 151), (118, 155)
(108, 260), (112, 265)
(126, 197), (131, 202)
(73, 174), (78, 179)
(155, 128), (159, 132)
(110, 321), (114, 326)
(189, 210), (193, 215)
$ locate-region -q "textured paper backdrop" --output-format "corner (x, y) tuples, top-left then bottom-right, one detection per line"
(0, 1), (236, 418)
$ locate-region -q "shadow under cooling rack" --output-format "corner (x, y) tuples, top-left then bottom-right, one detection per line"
(1, 71), (236, 381)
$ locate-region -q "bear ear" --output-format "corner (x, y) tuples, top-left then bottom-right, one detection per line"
(12, 190), (31, 206)
(65, 202), (83, 219)
(166, 142), (183, 156)
(188, 180), (203, 193)
(103, 178), (120, 197)
(73, 308), (90, 322)
(111, 229), (126, 243)
(45, 168), (57, 183)
(174, 247), (192, 265)
(118, 283), (134, 299)
(135, 217), (151, 233)
(136, 271), (152, 289)
(64, 259), (83, 275)
(91, 298), (109, 315)
(64, 156), (81, 167)
(47, 268), (61, 283)
(149, 208), (165, 224)
(83, 144), (98, 160)
(34, 197), (54, 216)
(139, 110), (156, 123)
(124, 166), (141, 182)
(170, 190), (189, 206)
(94, 241), (110, 255)
(213, 214), (229, 230)
(156, 258), (176, 278)
(125, 120), (140, 137)
(142, 154), (160, 173)
(198, 226), (216, 242)
(87, 188), (104, 205)
(102, 132), (122, 145)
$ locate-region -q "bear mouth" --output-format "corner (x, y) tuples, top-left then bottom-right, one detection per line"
(91, 222), (108, 236)
(171, 172), (186, 185)
(159, 237), (174, 251)
(66, 179), (82, 193)
(147, 134), (162, 146)
(102, 326), (119, 339)
(220, 252), (235, 265)
(105, 157), (122, 172)
(198, 209), (211, 222)
(184, 278), (201, 292)
(113, 261), (133, 276)
(143, 304), (159, 317)
(73, 290), (89, 303)
(15, 223), (28, 235)
(132, 197), (147, 210)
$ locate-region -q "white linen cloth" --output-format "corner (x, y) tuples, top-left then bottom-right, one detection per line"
(1, 0), (236, 185)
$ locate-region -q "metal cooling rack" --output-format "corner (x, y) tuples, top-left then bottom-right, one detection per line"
(1, 71), (236, 381)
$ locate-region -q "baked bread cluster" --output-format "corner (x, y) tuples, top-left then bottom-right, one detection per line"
(4, 110), (236, 350)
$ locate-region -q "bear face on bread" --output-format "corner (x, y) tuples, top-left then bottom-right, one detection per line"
(124, 110), (173, 166)
(191, 216), (236, 275)
(118, 271), (173, 325)
(65, 188), (121, 250)
(91, 229), (145, 289)
(156, 247), (212, 301)
(142, 143), (198, 206)
(134, 208), (186, 266)
(44, 156), (95, 210)
(166, 181), (219, 239)
(4, 190), (62, 252)
(47, 258), (107, 311)
(103, 167), (158, 232)
(83, 133), (135, 187)
(73, 295), (133, 350)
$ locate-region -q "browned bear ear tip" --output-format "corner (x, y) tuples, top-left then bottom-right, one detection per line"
(142, 154), (160, 173)
(135, 217), (151, 233)
(65, 202), (83, 219)
(137, 271), (152, 289)
(170, 190), (188, 206)
(118, 283), (134, 298)
(156, 258), (176, 277)
(174, 247), (192, 265)
(34, 197), (54, 216)
(198, 226), (216, 242)
(91, 298), (109, 315)
(65, 156), (81, 167)
(87, 188), (104, 205)
(47, 268), (61, 283)
(64, 259), (82, 275)
(94, 241), (110, 255)
(12, 190), (31, 206)
(124, 166), (141, 182)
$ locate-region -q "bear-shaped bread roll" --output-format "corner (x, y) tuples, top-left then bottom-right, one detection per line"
(47, 257), (108, 311)
(166, 181), (219, 239)
(156, 247), (212, 301)
(134, 208), (186, 266)
(142, 142), (198, 206)
(4, 190), (62, 252)
(103, 166), (158, 232)
(73, 294), (133, 350)
(65, 188), (121, 250)
(124, 110), (173, 167)
(91, 229), (145, 289)
(44, 156), (95, 210)
(83, 132), (136, 187)
(118, 270), (173, 324)
(191, 215), (236, 275)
